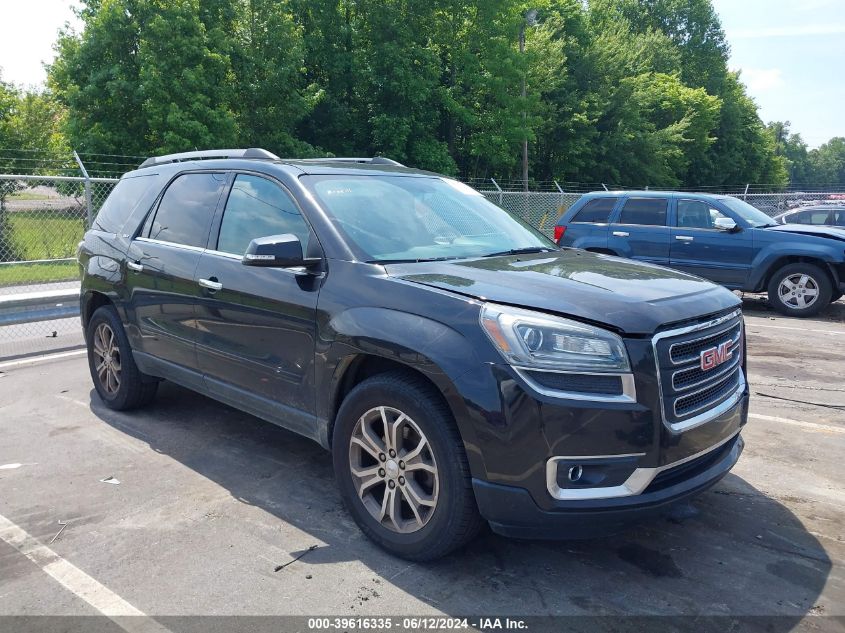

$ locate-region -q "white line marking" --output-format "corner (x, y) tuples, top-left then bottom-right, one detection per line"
(749, 413), (845, 434)
(747, 323), (845, 336)
(0, 513), (171, 633)
(0, 349), (86, 370)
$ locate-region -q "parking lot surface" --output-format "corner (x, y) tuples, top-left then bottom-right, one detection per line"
(1, 299), (844, 631)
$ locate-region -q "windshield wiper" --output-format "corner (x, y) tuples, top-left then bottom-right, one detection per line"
(368, 256), (464, 264)
(481, 247), (556, 258)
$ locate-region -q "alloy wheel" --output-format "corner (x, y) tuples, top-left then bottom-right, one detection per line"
(92, 322), (121, 395)
(778, 273), (820, 310)
(348, 406), (439, 534)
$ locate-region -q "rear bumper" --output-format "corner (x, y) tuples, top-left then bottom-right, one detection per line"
(473, 433), (743, 539)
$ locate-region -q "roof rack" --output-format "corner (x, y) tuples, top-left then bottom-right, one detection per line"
(139, 148), (280, 169)
(294, 157), (405, 167)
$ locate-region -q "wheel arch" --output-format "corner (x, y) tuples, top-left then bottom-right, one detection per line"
(756, 255), (838, 293)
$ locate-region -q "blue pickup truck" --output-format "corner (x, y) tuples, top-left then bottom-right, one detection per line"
(555, 191), (845, 317)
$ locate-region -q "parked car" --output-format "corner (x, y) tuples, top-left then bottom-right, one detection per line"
(555, 191), (845, 316)
(773, 205), (845, 228)
(79, 150), (748, 560)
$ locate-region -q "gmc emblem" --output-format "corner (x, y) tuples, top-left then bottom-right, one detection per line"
(700, 340), (733, 371)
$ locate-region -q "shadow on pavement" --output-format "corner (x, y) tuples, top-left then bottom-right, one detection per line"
(90, 382), (832, 627)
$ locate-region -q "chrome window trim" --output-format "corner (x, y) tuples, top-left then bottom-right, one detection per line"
(512, 367), (637, 403)
(135, 237), (205, 253)
(651, 309), (745, 433)
(546, 429), (740, 500)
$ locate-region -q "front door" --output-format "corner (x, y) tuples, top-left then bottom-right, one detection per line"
(194, 173), (321, 427)
(669, 199), (753, 287)
(125, 171), (227, 371)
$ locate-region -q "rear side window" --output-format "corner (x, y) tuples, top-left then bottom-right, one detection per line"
(93, 174), (159, 233)
(147, 173), (226, 247)
(572, 198), (617, 223)
(618, 198), (668, 226)
(795, 210), (831, 225)
(216, 174), (311, 255)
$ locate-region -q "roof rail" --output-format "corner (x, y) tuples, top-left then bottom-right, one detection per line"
(139, 148), (280, 169)
(294, 156), (405, 167)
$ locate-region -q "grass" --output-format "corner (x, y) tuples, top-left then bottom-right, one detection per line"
(0, 261), (79, 287)
(8, 192), (54, 201)
(0, 210), (84, 287)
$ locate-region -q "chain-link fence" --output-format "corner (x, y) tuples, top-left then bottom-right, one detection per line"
(0, 174), (118, 358)
(468, 179), (845, 239)
(2, 160), (845, 358)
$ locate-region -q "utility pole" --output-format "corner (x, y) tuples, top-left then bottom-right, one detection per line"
(520, 9), (538, 193)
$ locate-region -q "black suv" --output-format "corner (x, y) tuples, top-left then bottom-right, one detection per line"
(79, 149), (748, 560)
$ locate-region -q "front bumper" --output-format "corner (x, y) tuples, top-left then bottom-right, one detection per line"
(473, 433), (744, 539)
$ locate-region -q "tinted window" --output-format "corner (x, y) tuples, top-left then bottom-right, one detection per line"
(572, 198), (617, 223)
(217, 174), (310, 255)
(676, 199), (729, 229)
(833, 210), (845, 226)
(618, 198), (667, 226)
(94, 174), (159, 233)
(148, 173), (225, 247)
(795, 210), (831, 225)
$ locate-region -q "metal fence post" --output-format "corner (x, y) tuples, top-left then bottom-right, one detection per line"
(73, 151), (93, 228)
(743, 184), (750, 201)
(491, 178), (503, 207)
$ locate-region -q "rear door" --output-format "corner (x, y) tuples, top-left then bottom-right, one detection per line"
(669, 199), (753, 286)
(559, 197), (617, 249)
(607, 197), (670, 265)
(126, 171), (226, 373)
(194, 173), (321, 428)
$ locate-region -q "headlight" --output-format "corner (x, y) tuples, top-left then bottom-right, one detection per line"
(480, 303), (630, 373)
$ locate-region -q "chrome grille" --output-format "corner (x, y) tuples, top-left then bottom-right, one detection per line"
(653, 310), (745, 430)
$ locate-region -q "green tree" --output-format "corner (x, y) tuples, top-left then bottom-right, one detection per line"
(808, 138), (845, 186)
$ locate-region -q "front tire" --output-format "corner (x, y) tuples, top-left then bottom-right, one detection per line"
(86, 305), (158, 410)
(332, 371), (483, 560)
(766, 263), (832, 318)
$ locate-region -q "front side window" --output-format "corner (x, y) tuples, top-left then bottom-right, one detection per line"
(572, 198), (617, 223)
(833, 210), (845, 226)
(721, 197), (777, 228)
(148, 173), (226, 247)
(676, 200), (730, 229)
(217, 174), (310, 255)
(302, 175), (554, 262)
(618, 198), (668, 226)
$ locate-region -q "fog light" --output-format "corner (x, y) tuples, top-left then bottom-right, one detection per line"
(568, 464), (583, 483)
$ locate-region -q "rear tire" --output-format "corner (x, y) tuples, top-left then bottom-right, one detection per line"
(332, 371), (483, 560)
(86, 305), (158, 410)
(766, 263), (832, 318)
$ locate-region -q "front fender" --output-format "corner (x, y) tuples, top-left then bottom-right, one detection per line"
(317, 306), (489, 477)
(748, 242), (843, 291)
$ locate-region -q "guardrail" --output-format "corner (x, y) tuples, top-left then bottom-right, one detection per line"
(0, 288), (80, 327)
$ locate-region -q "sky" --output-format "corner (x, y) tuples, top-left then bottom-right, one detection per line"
(1, 0), (843, 148)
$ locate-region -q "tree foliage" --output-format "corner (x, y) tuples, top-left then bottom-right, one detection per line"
(41, 0), (814, 187)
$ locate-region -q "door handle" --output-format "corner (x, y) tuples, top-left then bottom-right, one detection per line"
(612, 231), (629, 237)
(198, 278), (223, 292)
(675, 235), (694, 242)
(126, 261), (143, 272)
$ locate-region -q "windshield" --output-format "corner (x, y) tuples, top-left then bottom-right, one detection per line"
(721, 197), (777, 227)
(303, 175), (555, 262)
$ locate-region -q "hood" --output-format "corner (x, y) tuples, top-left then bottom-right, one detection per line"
(385, 250), (740, 335)
(762, 224), (845, 242)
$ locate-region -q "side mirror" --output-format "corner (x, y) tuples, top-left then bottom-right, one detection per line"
(714, 217), (739, 232)
(242, 234), (318, 269)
